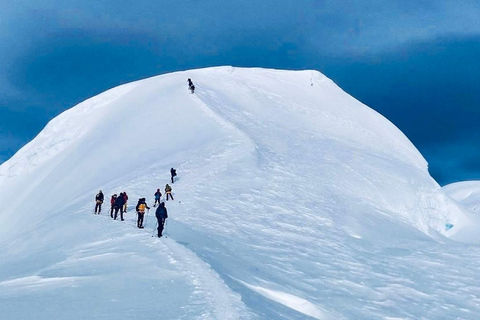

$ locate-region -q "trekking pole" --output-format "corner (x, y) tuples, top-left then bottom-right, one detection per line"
(151, 220), (158, 237)
(164, 219), (168, 238)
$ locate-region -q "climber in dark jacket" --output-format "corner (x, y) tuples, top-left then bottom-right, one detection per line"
(135, 198), (150, 228)
(155, 202), (168, 237)
(187, 78), (195, 93)
(154, 189), (162, 207)
(95, 190), (104, 214)
(170, 168), (177, 184)
(123, 192), (129, 213)
(110, 194), (117, 218)
(114, 192), (126, 221)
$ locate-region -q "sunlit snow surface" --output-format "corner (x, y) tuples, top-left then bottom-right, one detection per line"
(444, 181), (480, 211)
(1, 67), (480, 319)
(443, 181), (480, 244)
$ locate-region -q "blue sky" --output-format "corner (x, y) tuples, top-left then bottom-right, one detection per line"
(1, 1), (480, 184)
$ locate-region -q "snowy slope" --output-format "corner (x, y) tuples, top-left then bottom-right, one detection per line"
(444, 181), (480, 211)
(1, 67), (480, 319)
(442, 181), (480, 243)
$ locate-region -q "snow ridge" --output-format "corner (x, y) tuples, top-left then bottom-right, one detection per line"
(0, 67), (479, 319)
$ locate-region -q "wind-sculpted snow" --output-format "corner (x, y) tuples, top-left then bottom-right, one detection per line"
(0, 67), (479, 319)
(442, 181), (480, 243)
(444, 181), (480, 211)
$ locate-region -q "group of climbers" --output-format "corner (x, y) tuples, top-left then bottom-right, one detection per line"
(110, 192), (129, 220)
(94, 168), (177, 237)
(94, 191), (129, 220)
(92, 78), (195, 235)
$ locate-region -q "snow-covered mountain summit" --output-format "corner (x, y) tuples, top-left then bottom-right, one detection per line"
(0, 67), (479, 319)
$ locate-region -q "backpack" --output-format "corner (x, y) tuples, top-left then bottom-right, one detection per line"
(138, 203), (146, 213)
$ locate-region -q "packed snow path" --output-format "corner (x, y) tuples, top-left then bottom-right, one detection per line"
(0, 204), (251, 319)
(1, 67), (480, 319)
